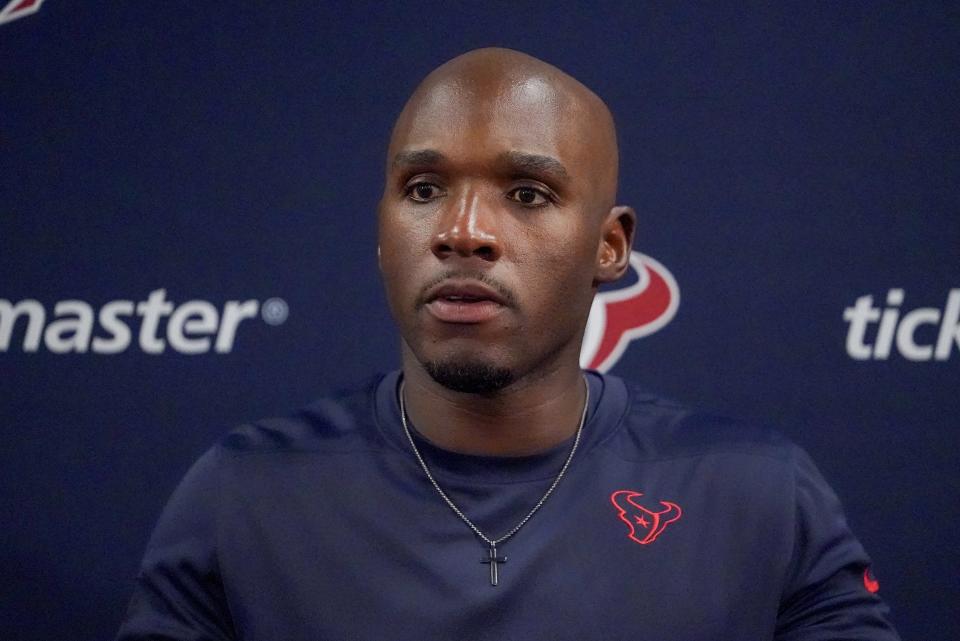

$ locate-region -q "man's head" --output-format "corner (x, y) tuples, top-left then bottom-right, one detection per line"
(378, 48), (634, 394)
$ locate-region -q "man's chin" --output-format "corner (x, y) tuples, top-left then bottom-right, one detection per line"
(422, 360), (515, 395)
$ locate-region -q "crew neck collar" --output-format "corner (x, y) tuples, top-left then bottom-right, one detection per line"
(373, 369), (629, 484)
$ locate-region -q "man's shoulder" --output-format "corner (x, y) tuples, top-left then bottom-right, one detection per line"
(608, 374), (797, 465)
(217, 373), (388, 456)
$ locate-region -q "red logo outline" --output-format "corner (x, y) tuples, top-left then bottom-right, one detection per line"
(610, 489), (682, 545)
(863, 567), (880, 593)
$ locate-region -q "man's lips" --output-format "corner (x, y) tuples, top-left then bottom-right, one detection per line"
(423, 281), (508, 324)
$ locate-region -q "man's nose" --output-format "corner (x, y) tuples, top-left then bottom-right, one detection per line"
(431, 190), (502, 262)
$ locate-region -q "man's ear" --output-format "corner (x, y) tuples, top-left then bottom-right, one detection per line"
(595, 205), (636, 283)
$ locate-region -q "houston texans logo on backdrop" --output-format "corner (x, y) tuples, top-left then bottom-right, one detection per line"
(0, 0), (44, 25)
(580, 252), (680, 372)
(610, 490), (682, 545)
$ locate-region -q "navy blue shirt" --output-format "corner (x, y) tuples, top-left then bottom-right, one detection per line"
(118, 371), (900, 640)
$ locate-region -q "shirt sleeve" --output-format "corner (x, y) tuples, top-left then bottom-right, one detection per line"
(774, 445), (900, 641)
(116, 446), (236, 641)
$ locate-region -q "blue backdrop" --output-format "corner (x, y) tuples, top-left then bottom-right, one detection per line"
(1, 2), (957, 639)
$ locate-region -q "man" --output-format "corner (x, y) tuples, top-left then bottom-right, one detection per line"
(118, 48), (900, 640)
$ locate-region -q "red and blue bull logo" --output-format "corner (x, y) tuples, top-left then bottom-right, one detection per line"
(580, 252), (680, 372)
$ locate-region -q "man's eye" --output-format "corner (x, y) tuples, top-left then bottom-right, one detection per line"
(407, 182), (443, 202)
(508, 186), (549, 206)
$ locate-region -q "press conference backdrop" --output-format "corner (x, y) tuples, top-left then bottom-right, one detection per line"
(1, 2), (957, 639)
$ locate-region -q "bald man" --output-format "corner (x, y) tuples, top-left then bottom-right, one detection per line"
(118, 49), (900, 641)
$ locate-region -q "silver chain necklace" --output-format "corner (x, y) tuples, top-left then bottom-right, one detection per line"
(399, 375), (589, 586)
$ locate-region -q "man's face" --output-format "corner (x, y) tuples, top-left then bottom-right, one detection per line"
(378, 73), (614, 392)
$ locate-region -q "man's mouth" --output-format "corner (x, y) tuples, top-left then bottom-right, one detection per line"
(424, 281), (508, 324)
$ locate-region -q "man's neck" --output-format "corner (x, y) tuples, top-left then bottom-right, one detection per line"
(399, 353), (588, 457)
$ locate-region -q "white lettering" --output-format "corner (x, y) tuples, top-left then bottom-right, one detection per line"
(0, 299), (44, 351)
(168, 301), (219, 354)
(216, 300), (259, 353)
(873, 289), (904, 359)
(0, 291), (281, 354)
(843, 295), (880, 360)
(895, 308), (940, 361)
(845, 289), (959, 361)
(136, 289), (174, 354)
(934, 289), (960, 361)
(43, 300), (94, 353)
(92, 301), (134, 354)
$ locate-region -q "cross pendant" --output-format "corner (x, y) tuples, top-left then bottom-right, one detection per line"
(481, 544), (507, 586)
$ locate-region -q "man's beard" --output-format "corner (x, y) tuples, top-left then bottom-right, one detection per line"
(423, 360), (515, 394)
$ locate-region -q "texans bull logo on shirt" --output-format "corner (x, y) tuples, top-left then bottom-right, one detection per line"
(610, 490), (683, 545)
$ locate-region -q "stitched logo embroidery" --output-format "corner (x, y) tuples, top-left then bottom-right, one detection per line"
(611, 490), (682, 545)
